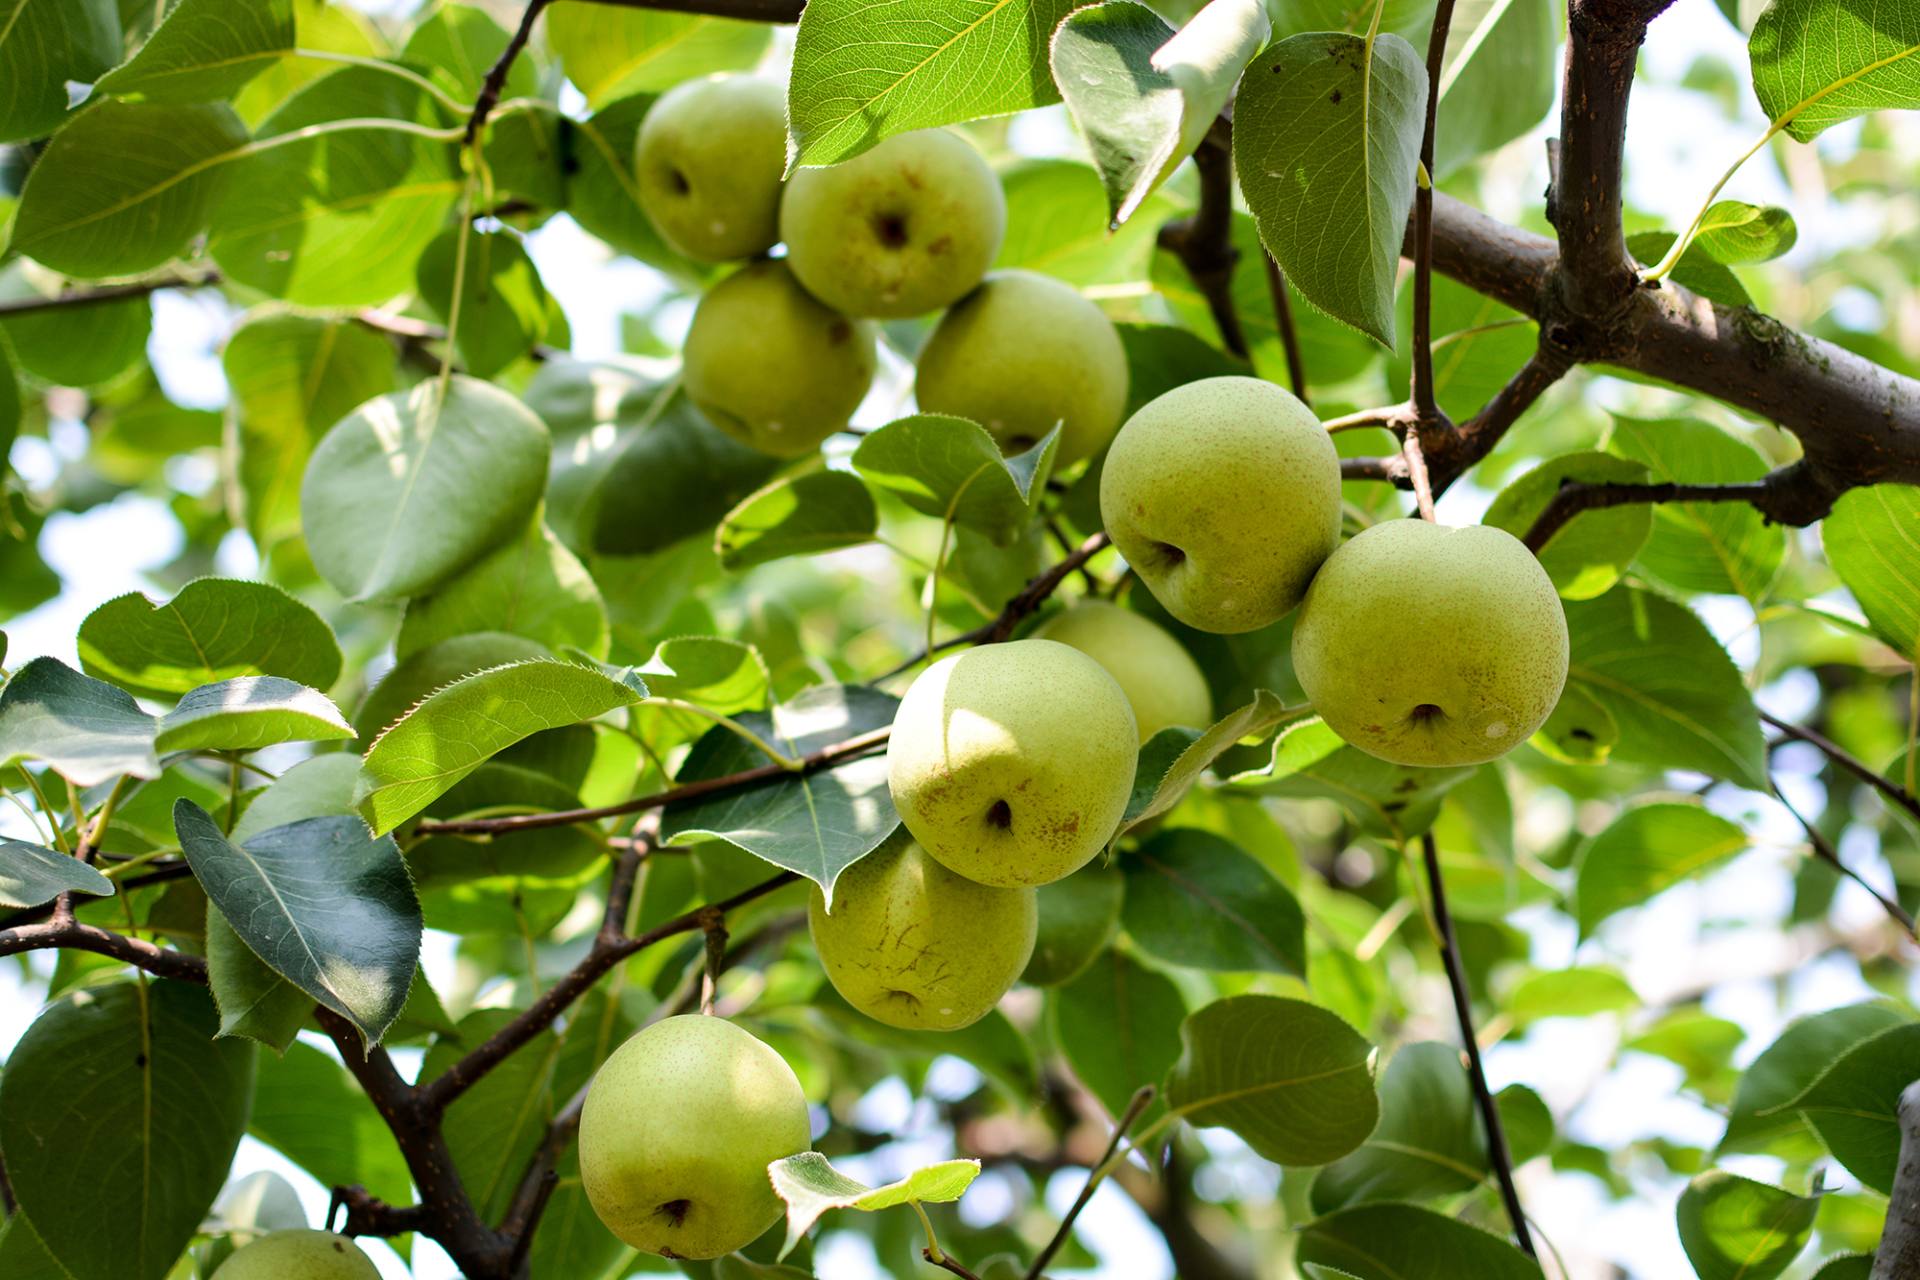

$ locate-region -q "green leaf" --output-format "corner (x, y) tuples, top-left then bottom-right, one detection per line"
(1233, 717), (1473, 842)
(205, 904), (313, 1051)
(1051, 948), (1185, 1128)
(302, 376), (550, 602)
(1234, 31), (1429, 346)
(1122, 827), (1306, 976)
(0, 1212), (80, 1280)
(174, 801), (421, 1044)
(547, 0), (770, 106)
(154, 677), (354, 754)
(1298, 1203), (1544, 1279)
(399, 514), (609, 660)
(1118, 690), (1293, 835)
(10, 99), (247, 277)
(1431, 0), (1556, 177)
(1627, 1008), (1747, 1095)
(718, 470), (879, 570)
(0, 657), (159, 786)
(1627, 229), (1753, 308)
(1677, 1170), (1818, 1280)
(0, 838), (115, 909)
(852, 415), (1058, 545)
(354, 659), (645, 834)
(1777, 1021), (1920, 1193)
(636, 637), (771, 714)
(1750, 0), (1920, 143)
(1482, 452), (1654, 600)
(1609, 416), (1785, 600)
(1050, 0), (1269, 226)
(1574, 802), (1750, 937)
(249, 1038), (411, 1207)
(786, 0), (1071, 167)
(661, 683), (899, 903)
(354, 632), (550, 739)
(1811, 1256), (1876, 1280)
(1691, 200), (1799, 264)
(1164, 994), (1377, 1165)
(1504, 965), (1640, 1025)
(1822, 484), (1920, 662)
(1720, 1003), (1913, 1157)
(769, 1152), (980, 1260)
(0, 0), (120, 143)
(95, 0), (294, 104)
(78, 577), (343, 699)
(1023, 864), (1123, 986)
(1562, 586), (1768, 789)
(997, 160), (1172, 287)
(1312, 1041), (1504, 1212)
(401, 1), (535, 99)
(1113, 322), (1251, 418)
(0, 981), (254, 1280)
(417, 228), (556, 378)
(423, 1009), (566, 1221)
(209, 66), (459, 306)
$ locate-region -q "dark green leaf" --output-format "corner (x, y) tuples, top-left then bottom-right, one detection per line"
(1778, 1021), (1920, 1193)
(1574, 802), (1750, 937)
(95, 0), (294, 104)
(1122, 827), (1305, 976)
(1431, 0), (1556, 177)
(564, 96), (707, 277)
(0, 0), (120, 143)
(0, 657), (159, 785)
(0, 838), (115, 908)
(0, 267), (151, 387)
(1119, 690), (1293, 835)
(1720, 1003), (1913, 1157)
(417, 228), (556, 378)
(425, 1008), (566, 1221)
(354, 632), (550, 740)
(399, 514), (610, 660)
(78, 577), (343, 699)
(1023, 864), (1122, 986)
(1298, 1203), (1544, 1279)
(852, 414), (1058, 545)
(1677, 1170), (1818, 1280)
(717, 470), (879, 570)
(249, 1038), (411, 1207)
(1312, 1041), (1500, 1212)
(1052, 948), (1185, 1128)
(205, 903), (313, 1051)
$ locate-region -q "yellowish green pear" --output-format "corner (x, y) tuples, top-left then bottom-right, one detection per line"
(810, 831), (1036, 1030)
(914, 269), (1128, 465)
(1034, 601), (1212, 741)
(211, 1230), (379, 1280)
(1100, 376), (1340, 634)
(780, 129), (1005, 318)
(682, 260), (877, 457)
(579, 1015), (811, 1260)
(1292, 520), (1568, 767)
(635, 75), (787, 262)
(887, 640), (1137, 887)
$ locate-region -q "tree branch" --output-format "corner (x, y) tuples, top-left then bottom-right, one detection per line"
(1407, 0), (1458, 422)
(1157, 124), (1246, 360)
(0, 917), (209, 983)
(1772, 785), (1917, 941)
(1877, 1082), (1920, 1280)
(1261, 250), (1310, 403)
(1522, 477), (1775, 552)
(1026, 1086), (1156, 1279)
(1762, 710), (1920, 825)
(0, 271), (219, 317)
(466, 0), (552, 146)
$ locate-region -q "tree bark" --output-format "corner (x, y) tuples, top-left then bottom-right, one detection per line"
(1876, 1082), (1920, 1280)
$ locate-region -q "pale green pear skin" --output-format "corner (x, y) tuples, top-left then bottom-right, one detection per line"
(1034, 602), (1212, 742)
(810, 832), (1037, 1030)
(915, 270), (1128, 465)
(211, 1231), (380, 1280)
(1292, 520), (1569, 767)
(780, 129), (1006, 319)
(682, 260), (877, 457)
(635, 75), (786, 262)
(579, 1015), (811, 1260)
(1099, 376), (1341, 634)
(887, 640), (1137, 888)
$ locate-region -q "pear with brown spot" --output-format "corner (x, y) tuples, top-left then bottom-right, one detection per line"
(634, 75), (786, 262)
(210, 1230), (380, 1280)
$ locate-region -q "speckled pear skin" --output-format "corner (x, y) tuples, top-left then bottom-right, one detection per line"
(681, 260), (877, 458)
(1292, 520), (1569, 767)
(810, 831), (1037, 1030)
(780, 128), (1006, 319)
(1034, 601), (1212, 742)
(579, 1015), (811, 1260)
(211, 1231), (381, 1280)
(915, 270), (1128, 465)
(1100, 376), (1342, 634)
(635, 75), (786, 262)
(887, 640), (1138, 887)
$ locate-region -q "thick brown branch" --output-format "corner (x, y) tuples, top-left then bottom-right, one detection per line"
(1158, 126), (1246, 360)
(329, 1185), (428, 1238)
(0, 918), (208, 983)
(1522, 477), (1776, 551)
(1878, 1083), (1920, 1280)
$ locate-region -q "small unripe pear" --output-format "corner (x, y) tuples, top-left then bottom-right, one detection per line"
(211, 1230), (379, 1280)
(682, 260), (877, 457)
(635, 75), (786, 262)
(810, 832), (1036, 1030)
(1292, 520), (1569, 767)
(915, 270), (1128, 465)
(579, 1015), (811, 1260)
(1100, 376), (1341, 634)
(1034, 601), (1212, 741)
(780, 129), (1006, 318)
(887, 640), (1137, 888)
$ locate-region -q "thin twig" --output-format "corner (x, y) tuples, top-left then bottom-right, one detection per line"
(1523, 478), (1777, 552)
(1773, 785), (1917, 941)
(1324, 407), (1400, 433)
(1046, 517), (1103, 594)
(922, 1249), (986, 1280)
(1157, 123), (1245, 360)
(1261, 250), (1310, 404)
(1402, 428), (1437, 522)
(466, 0), (552, 145)
(1026, 1086), (1157, 1279)
(0, 271), (220, 316)
(1408, 0), (1457, 421)
(1762, 710), (1920, 825)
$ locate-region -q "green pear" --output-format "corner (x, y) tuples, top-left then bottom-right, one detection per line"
(635, 75), (786, 262)
(914, 269), (1128, 465)
(810, 831), (1036, 1030)
(780, 128), (1005, 318)
(1033, 601), (1212, 741)
(682, 260), (877, 457)
(887, 639), (1137, 887)
(579, 1014), (811, 1260)
(1099, 376), (1341, 634)
(1292, 520), (1569, 767)
(211, 1231), (379, 1280)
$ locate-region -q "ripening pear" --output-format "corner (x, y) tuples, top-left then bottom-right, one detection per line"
(810, 832), (1037, 1030)
(682, 260), (877, 457)
(780, 129), (1006, 318)
(887, 640), (1137, 888)
(914, 269), (1128, 465)
(1100, 376), (1341, 634)
(1034, 601), (1212, 741)
(579, 1015), (811, 1260)
(210, 1231), (380, 1280)
(635, 75), (786, 263)
(1292, 520), (1569, 767)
